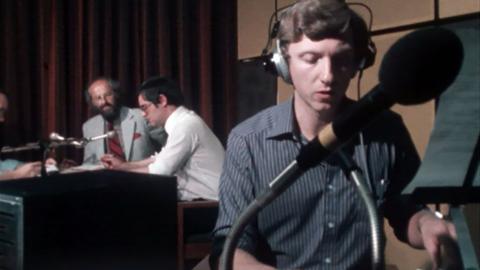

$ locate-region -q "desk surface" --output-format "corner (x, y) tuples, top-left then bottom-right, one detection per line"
(0, 169), (175, 197)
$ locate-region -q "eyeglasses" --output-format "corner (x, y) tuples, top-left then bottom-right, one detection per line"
(139, 102), (154, 112)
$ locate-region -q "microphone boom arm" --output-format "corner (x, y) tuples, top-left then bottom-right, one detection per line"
(220, 160), (304, 270)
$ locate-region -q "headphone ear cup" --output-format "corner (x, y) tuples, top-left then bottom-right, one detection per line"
(358, 39), (377, 70)
(271, 39), (292, 84)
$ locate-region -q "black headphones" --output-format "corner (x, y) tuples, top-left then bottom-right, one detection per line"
(267, 39), (293, 84)
(263, 2), (377, 84)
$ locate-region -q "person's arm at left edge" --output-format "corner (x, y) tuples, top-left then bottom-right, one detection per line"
(0, 161), (42, 180)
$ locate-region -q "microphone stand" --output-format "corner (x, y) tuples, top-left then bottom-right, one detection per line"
(0, 133), (87, 178)
(219, 149), (383, 270)
(40, 135), (87, 177)
(39, 140), (50, 178)
(337, 150), (383, 270)
(219, 160), (304, 270)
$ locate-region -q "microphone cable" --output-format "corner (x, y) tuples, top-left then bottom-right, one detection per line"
(261, 0), (294, 55)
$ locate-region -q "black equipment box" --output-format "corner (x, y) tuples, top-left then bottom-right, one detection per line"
(0, 170), (177, 270)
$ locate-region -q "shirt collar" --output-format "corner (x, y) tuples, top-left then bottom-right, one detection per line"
(265, 97), (297, 140)
(164, 106), (187, 134)
(265, 96), (355, 141)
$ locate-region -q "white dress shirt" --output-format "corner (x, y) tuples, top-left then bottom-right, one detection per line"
(148, 106), (225, 201)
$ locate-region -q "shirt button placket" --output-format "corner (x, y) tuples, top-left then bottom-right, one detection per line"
(323, 168), (337, 268)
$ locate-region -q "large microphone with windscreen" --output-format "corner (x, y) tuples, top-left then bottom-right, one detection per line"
(296, 27), (464, 170)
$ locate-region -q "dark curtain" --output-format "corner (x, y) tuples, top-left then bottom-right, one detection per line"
(0, 0), (237, 163)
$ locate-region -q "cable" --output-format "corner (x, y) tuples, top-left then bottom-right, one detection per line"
(348, 2), (374, 32)
(350, 1), (374, 99)
(338, 150), (383, 270)
(350, 2), (375, 196)
(261, 1), (294, 55)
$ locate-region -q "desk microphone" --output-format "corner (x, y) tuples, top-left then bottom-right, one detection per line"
(48, 131), (115, 148)
(0, 131), (118, 153)
(49, 132), (66, 142)
(74, 131), (117, 147)
(87, 131), (116, 142)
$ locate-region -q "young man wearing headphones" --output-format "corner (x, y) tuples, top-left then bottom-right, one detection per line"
(211, 0), (456, 269)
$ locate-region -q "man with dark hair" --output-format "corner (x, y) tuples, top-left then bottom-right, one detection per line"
(0, 91), (42, 180)
(82, 78), (166, 166)
(211, 0), (456, 269)
(101, 76), (224, 201)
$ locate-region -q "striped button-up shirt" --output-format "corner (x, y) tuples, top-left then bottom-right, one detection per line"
(212, 98), (421, 269)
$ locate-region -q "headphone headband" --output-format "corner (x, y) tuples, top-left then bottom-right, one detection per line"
(263, 1), (376, 84)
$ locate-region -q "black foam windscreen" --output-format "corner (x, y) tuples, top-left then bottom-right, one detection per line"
(328, 27), (464, 144)
(379, 27), (464, 105)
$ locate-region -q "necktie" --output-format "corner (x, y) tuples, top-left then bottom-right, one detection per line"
(107, 122), (126, 161)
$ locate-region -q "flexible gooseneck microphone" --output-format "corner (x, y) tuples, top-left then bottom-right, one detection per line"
(87, 131), (116, 142)
(49, 131), (116, 148)
(49, 132), (67, 142)
(220, 27), (463, 270)
(0, 131), (117, 154)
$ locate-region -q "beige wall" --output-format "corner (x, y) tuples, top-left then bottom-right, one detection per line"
(237, 0), (479, 269)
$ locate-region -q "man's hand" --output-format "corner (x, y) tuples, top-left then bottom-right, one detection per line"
(13, 161), (42, 178)
(58, 158), (78, 170)
(409, 210), (460, 270)
(230, 249), (276, 270)
(100, 154), (124, 169)
(45, 158), (57, 166)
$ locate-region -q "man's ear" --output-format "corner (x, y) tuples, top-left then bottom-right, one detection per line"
(158, 94), (168, 106)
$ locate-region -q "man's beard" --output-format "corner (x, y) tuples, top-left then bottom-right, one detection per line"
(93, 104), (120, 122)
